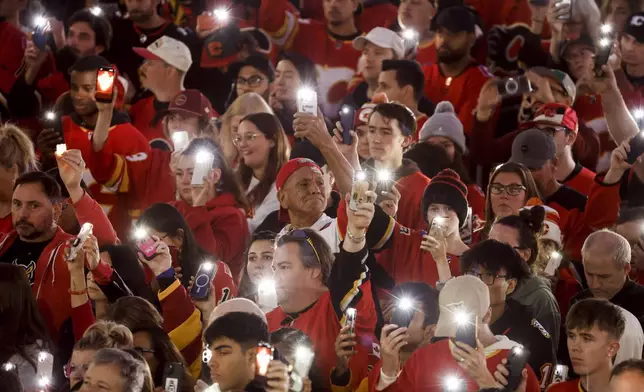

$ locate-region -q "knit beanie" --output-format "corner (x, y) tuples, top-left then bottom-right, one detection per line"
(419, 101), (467, 153)
(421, 169), (469, 226)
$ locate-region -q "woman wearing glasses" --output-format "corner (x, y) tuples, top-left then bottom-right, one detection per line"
(235, 112), (291, 233)
(483, 162), (541, 238)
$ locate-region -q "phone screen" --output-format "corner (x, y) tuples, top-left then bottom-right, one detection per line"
(256, 345), (273, 377)
(339, 105), (355, 145)
(455, 315), (478, 348)
(95, 67), (116, 102)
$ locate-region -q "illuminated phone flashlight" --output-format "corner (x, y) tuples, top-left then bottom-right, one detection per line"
(454, 310), (470, 326)
(55, 144), (67, 156)
(201, 261), (214, 272)
(258, 279), (276, 295)
(3, 362), (15, 371)
(297, 87), (316, 101)
(214, 7), (230, 21)
(402, 28), (419, 41)
(398, 297), (413, 310)
(90, 6), (103, 16)
(600, 23), (613, 35)
(39, 376), (51, 387)
(45, 111), (56, 121)
(33, 14), (48, 28)
(634, 108), (644, 120)
(202, 347), (213, 363)
(444, 375), (463, 391)
(341, 106), (351, 115)
(377, 169), (392, 183)
(172, 130), (189, 150)
(512, 345), (524, 355)
(355, 170), (366, 181)
(133, 226), (149, 240)
(599, 37), (611, 48)
(196, 149), (214, 163)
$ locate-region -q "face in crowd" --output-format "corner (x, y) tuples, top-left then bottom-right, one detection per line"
(124, 0), (158, 24)
(620, 33), (644, 67)
(247, 239), (275, 285)
(12, 182), (59, 241)
(567, 323), (620, 378)
(67, 21), (103, 58)
(367, 112), (411, 163)
(323, 0), (359, 27)
(435, 27), (473, 65)
(273, 60), (303, 103)
(70, 70), (101, 117)
(207, 337), (256, 391)
(426, 203), (460, 239)
(488, 171), (528, 219)
(361, 43), (395, 82)
(236, 66), (271, 100)
(398, 0), (435, 33)
(234, 119), (274, 170)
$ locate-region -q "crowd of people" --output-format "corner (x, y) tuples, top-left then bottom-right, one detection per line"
(2, 0), (644, 391)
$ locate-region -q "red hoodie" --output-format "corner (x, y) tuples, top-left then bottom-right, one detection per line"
(0, 227), (74, 339)
(169, 193), (249, 280)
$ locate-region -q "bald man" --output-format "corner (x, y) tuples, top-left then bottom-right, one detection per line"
(609, 360), (644, 392)
(571, 230), (644, 330)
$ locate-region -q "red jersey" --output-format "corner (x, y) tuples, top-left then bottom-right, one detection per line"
(294, 0), (397, 33)
(372, 338), (541, 392)
(413, 114), (428, 142)
(416, 41), (437, 67)
(376, 225), (461, 287)
(467, 183), (486, 222)
(0, 21), (26, 93)
(259, 0), (361, 117)
(129, 96), (171, 149)
(61, 112), (151, 238)
(615, 68), (644, 110)
(422, 62), (492, 135)
(574, 93), (612, 171)
(266, 246), (377, 390)
(562, 164), (596, 196)
(169, 194), (249, 280)
(547, 379), (584, 392)
(465, 0), (532, 32)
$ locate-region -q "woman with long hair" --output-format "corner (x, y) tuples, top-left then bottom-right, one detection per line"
(0, 265), (51, 391)
(107, 297), (195, 392)
(0, 124), (38, 233)
(483, 162), (541, 237)
(238, 231), (277, 309)
(236, 112), (290, 232)
(166, 137), (249, 278)
(216, 92), (274, 168)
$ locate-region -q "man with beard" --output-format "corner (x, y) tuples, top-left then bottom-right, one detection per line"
(12, 8), (113, 109)
(37, 55), (150, 239)
(105, 0), (200, 95)
(422, 5), (491, 135)
(0, 171), (74, 340)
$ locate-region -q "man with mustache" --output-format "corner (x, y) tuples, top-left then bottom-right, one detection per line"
(0, 171), (74, 341)
(105, 0), (200, 95)
(421, 5), (490, 136)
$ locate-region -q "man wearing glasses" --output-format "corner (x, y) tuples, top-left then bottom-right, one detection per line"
(228, 54), (274, 103)
(460, 240), (557, 388)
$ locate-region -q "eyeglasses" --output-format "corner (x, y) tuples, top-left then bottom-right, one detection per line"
(232, 132), (259, 147)
(63, 363), (89, 379)
(237, 75), (265, 87)
(489, 183), (526, 196)
(134, 347), (156, 355)
(466, 271), (508, 286)
(278, 229), (321, 264)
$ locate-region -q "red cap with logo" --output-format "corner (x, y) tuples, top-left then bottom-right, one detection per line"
(160, 89), (219, 120)
(522, 103), (578, 134)
(276, 158), (323, 222)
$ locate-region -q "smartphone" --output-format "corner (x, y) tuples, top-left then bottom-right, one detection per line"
(339, 105), (356, 145)
(297, 88), (317, 115)
(172, 131), (189, 150)
(496, 75), (533, 98)
(349, 171), (371, 211)
(136, 234), (159, 260)
(429, 217), (447, 239)
(36, 351), (54, 387)
(44, 110), (57, 127)
(506, 346), (530, 391)
(189, 262), (218, 300)
(32, 25), (48, 51)
(552, 364), (569, 383)
(455, 315), (478, 348)
(55, 143), (67, 156)
(595, 38), (613, 75)
(390, 305), (414, 328)
(191, 150), (215, 186)
(627, 132), (644, 164)
(95, 66), (116, 103)
(162, 362), (184, 392)
(291, 346), (315, 392)
(555, 0), (572, 20)
(544, 251), (563, 276)
(344, 307), (357, 335)
(66, 223), (93, 261)
(255, 343), (274, 380)
(376, 169), (393, 194)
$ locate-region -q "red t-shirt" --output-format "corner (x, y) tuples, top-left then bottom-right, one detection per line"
(129, 96), (171, 149)
(547, 379), (583, 392)
(416, 41), (437, 67)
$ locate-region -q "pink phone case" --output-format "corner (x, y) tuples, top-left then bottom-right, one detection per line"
(137, 236), (158, 259)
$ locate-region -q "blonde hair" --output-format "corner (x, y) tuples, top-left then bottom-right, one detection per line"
(0, 124), (38, 174)
(218, 93), (274, 165)
(75, 321), (134, 351)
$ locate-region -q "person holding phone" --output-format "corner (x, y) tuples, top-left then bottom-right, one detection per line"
(80, 348), (149, 392)
(373, 275), (541, 391)
(460, 240), (557, 388)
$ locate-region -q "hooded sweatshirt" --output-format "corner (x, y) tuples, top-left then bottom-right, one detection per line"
(510, 275), (561, 347)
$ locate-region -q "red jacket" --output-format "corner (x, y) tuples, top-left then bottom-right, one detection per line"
(129, 96), (172, 149)
(422, 62), (492, 135)
(169, 193), (249, 280)
(259, 0), (361, 115)
(416, 41), (437, 67)
(372, 339), (541, 392)
(0, 214), (12, 235)
(62, 112), (151, 238)
(0, 227), (73, 339)
(267, 246), (377, 390)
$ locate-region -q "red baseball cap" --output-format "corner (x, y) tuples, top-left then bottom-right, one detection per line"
(276, 158), (323, 222)
(157, 90), (219, 121)
(354, 102), (376, 128)
(522, 103), (578, 134)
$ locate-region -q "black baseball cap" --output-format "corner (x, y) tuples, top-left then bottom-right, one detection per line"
(624, 12), (644, 44)
(509, 128), (557, 170)
(228, 54), (275, 82)
(430, 5), (477, 33)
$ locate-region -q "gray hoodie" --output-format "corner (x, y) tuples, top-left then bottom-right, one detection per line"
(510, 275), (562, 349)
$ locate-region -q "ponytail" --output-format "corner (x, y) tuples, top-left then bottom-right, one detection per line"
(0, 125), (38, 174)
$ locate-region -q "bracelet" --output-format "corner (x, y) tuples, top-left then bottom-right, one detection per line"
(346, 229), (366, 243)
(69, 288), (88, 296)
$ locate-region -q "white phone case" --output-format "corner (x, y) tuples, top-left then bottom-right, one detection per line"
(544, 252), (563, 276)
(297, 90), (318, 115)
(172, 131), (189, 150)
(67, 222), (93, 261)
(191, 153), (215, 186)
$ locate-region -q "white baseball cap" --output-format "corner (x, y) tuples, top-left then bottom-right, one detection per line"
(133, 35), (193, 72)
(353, 27), (405, 58)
